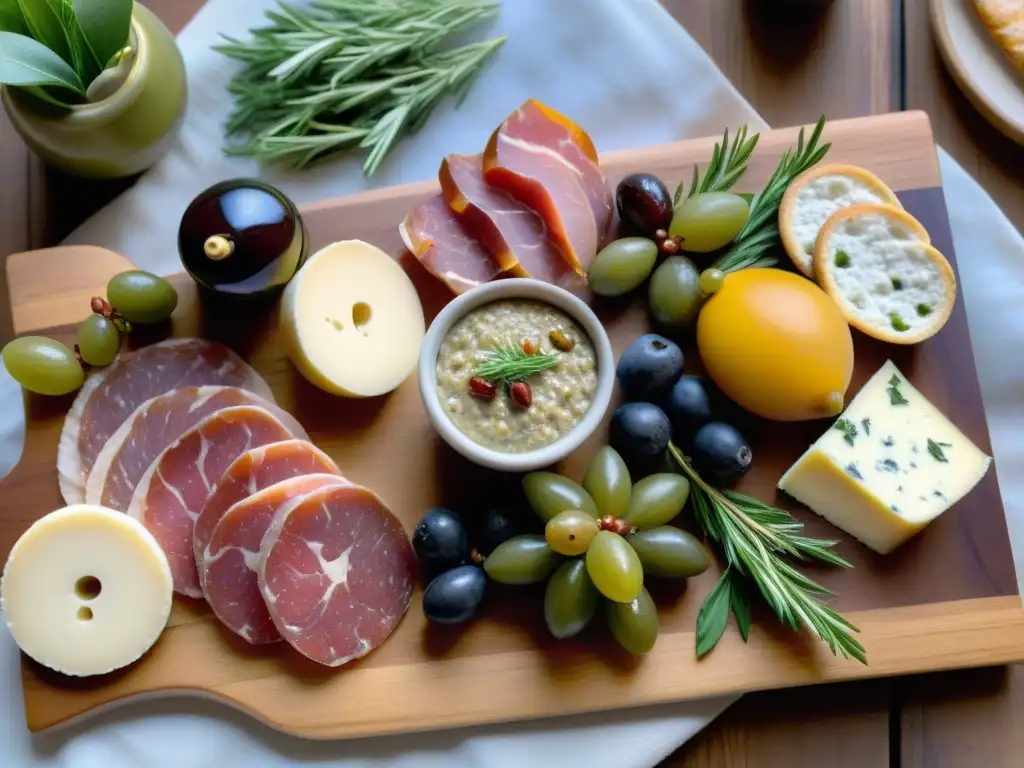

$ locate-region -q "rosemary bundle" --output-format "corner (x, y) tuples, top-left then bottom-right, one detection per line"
(667, 443), (866, 663)
(216, 0), (505, 175)
(715, 116), (831, 272)
(673, 125), (760, 204)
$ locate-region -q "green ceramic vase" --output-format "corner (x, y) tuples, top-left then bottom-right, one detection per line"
(0, 3), (187, 179)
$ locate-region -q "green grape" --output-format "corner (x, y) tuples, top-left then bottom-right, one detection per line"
(623, 474), (690, 529)
(606, 586), (659, 654)
(587, 237), (659, 297)
(76, 315), (120, 367)
(106, 270), (179, 324)
(668, 191), (749, 253)
(648, 256), (704, 331)
(545, 510), (599, 556)
(544, 559), (599, 639)
(582, 445), (632, 519)
(523, 472), (598, 522)
(699, 268), (726, 295)
(2, 336), (84, 396)
(483, 535), (562, 584)
(626, 526), (710, 578)
(585, 530), (643, 603)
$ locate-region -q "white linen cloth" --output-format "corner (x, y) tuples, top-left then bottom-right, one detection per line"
(0, 0), (1021, 766)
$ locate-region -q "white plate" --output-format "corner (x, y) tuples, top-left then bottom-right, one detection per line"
(931, 0), (1024, 144)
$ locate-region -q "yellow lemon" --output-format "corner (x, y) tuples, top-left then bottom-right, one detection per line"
(696, 268), (854, 421)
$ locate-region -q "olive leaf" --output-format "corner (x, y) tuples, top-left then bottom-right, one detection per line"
(0, 1), (29, 35)
(696, 568), (732, 657)
(16, 0), (68, 62)
(55, 0), (98, 83)
(0, 30), (83, 91)
(71, 0), (131, 72)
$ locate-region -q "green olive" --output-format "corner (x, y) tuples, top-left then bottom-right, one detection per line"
(606, 586), (659, 654)
(582, 445), (632, 519)
(544, 559), (599, 639)
(2, 336), (84, 396)
(106, 270), (179, 324)
(648, 256), (704, 330)
(626, 526), (710, 578)
(623, 473), (690, 529)
(483, 535), (562, 584)
(587, 237), (659, 297)
(523, 472), (598, 522)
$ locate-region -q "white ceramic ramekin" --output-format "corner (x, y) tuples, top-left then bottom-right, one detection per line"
(418, 279), (615, 472)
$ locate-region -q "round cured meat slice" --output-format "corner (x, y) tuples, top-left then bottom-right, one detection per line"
(193, 440), (342, 573)
(201, 474), (349, 644)
(127, 405), (298, 598)
(86, 386), (307, 512)
(58, 339), (272, 506)
(258, 483), (416, 667)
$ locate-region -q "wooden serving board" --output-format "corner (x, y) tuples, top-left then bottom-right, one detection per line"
(4, 111), (1024, 740)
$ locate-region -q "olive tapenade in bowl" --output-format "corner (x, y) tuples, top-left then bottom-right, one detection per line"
(419, 280), (615, 472)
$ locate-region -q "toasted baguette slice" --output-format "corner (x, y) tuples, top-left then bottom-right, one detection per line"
(971, 1), (1024, 78)
(814, 204), (954, 345)
(780, 164), (902, 278)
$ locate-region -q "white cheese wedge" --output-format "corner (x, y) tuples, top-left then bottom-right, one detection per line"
(1, 504), (173, 676)
(280, 239), (425, 397)
(778, 360), (992, 554)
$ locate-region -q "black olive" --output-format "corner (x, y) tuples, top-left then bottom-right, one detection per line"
(178, 179), (309, 298)
(691, 422), (753, 486)
(616, 173), (674, 236)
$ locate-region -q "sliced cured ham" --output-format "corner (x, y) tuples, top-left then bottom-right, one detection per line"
(86, 386), (306, 512)
(58, 339), (272, 506)
(201, 474), (348, 644)
(439, 153), (583, 291)
(127, 405), (299, 598)
(399, 194), (502, 294)
(483, 99), (612, 275)
(259, 482), (416, 667)
(193, 439), (342, 573)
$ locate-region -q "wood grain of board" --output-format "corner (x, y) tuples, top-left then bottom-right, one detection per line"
(3, 112), (1024, 740)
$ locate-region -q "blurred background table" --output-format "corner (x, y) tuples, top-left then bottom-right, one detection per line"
(2, 1), (1022, 765)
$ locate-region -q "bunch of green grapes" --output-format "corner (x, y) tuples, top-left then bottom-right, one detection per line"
(483, 446), (710, 654)
(2, 271), (178, 396)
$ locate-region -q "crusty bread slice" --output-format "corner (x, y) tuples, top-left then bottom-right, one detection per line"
(813, 204), (954, 345)
(779, 164), (902, 279)
(972, 0), (1024, 79)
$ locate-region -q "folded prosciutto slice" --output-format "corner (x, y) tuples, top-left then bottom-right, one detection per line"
(399, 194), (501, 294)
(58, 339), (272, 506)
(439, 153), (582, 291)
(259, 482), (416, 667)
(201, 474), (348, 644)
(483, 99), (612, 275)
(86, 386), (306, 513)
(127, 405), (299, 598)
(193, 439), (342, 573)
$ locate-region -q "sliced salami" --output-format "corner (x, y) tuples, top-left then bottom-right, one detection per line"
(193, 440), (342, 574)
(258, 483), (416, 667)
(201, 474), (349, 644)
(86, 386), (307, 512)
(58, 339), (272, 506)
(127, 405), (298, 598)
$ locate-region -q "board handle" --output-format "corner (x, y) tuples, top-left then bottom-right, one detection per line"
(6, 246), (139, 336)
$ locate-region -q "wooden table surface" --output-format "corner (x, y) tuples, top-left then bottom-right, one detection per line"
(1, 0), (1021, 765)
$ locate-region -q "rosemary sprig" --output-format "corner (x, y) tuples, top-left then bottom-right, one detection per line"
(674, 125), (760, 204)
(667, 442), (866, 664)
(715, 116), (831, 273)
(216, 0), (504, 175)
(474, 343), (558, 384)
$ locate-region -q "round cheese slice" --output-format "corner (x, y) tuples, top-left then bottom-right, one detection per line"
(780, 163), (903, 278)
(1, 504), (173, 677)
(813, 203), (955, 344)
(280, 239), (425, 397)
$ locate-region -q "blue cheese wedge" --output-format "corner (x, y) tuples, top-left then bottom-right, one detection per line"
(778, 360), (992, 554)
(779, 164), (903, 278)
(813, 203), (955, 345)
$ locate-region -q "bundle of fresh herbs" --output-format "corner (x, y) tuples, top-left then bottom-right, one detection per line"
(216, 0), (505, 176)
(0, 0), (134, 106)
